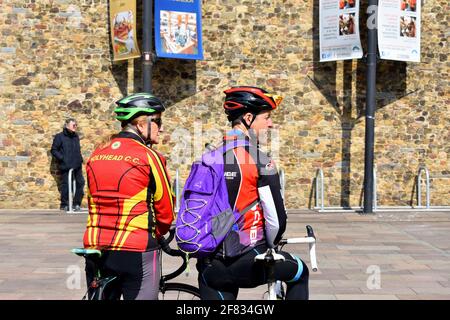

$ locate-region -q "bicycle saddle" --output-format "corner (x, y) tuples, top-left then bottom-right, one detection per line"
(71, 248), (102, 258)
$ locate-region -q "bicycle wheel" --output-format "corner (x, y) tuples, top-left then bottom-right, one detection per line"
(159, 283), (201, 300)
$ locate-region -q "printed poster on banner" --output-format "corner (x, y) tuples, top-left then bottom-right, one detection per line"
(155, 0), (204, 60)
(319, 0), (363, 62)
(109, 0), (141, 61)
(378, 0), (421, 62)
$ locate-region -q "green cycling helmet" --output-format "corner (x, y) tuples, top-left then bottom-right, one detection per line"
(114, 93), (166, 121)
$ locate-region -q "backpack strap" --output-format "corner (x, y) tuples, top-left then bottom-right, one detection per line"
(221, 139), (257, 216)
(221, 138), (250, 154)
(202, 138), (250, 167)
(238, 199), (260, 216)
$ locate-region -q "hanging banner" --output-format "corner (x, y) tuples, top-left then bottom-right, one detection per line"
(109, 0), (140, 61)
(319, 0), (363, 62)
(378, 0), (421, 62)
(155, 0), (204, 60)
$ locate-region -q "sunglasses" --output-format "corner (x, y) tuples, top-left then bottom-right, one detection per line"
(264, 94), (283, 107)
(151, 117), (162, 128)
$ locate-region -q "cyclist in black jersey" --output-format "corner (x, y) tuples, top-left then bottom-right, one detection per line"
(196, 86), (309, 300)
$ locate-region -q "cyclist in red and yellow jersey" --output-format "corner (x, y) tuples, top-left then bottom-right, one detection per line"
(83, 93), (175, 300)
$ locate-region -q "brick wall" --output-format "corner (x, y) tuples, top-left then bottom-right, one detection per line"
(0, 0), (448, 209)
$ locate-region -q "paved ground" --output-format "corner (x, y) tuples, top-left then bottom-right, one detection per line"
(0, 209), (449, 300)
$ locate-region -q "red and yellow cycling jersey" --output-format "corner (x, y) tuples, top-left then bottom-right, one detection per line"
(83, 132), (175, 252)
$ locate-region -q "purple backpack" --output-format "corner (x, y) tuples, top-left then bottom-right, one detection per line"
(175, 139), (249, 258)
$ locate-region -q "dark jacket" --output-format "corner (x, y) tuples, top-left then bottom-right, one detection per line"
(51, 128), (83, 171)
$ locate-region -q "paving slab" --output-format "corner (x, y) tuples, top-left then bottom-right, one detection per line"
(0, 209), (450, 299)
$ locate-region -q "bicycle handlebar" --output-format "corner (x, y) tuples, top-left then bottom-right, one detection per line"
(280, 237), (315, 244)
(306, 225), (315, 238)
(159, 227), (190, 284)
(278, 225), (318, 272)
(159, 227), (184, 257)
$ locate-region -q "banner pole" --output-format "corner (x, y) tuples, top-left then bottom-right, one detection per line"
(143, 0), (153, 93)
(363, 0), (378, 214)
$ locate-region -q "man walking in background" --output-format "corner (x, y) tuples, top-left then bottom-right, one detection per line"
(51, 118), (85, 212)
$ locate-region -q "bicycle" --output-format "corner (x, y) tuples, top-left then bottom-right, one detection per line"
(71, 228), (200, 300)
(254, 225), (318, 300)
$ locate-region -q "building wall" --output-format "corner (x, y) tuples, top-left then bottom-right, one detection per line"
(0, 0), (448, 209)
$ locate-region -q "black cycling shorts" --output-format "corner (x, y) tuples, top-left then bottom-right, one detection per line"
(196, 244), (309, 300)
(85, 249), (160, 300)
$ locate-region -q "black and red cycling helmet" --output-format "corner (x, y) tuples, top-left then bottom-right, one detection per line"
(223, 86), (283, 122)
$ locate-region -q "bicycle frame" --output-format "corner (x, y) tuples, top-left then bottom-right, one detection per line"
(255, 249), (286, 300)
(71, 248), (118, 300)
(158, 228), (201, 299)
(72, 228), (196, 300)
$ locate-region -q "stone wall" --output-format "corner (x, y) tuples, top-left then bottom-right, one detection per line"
(0, 0), (448, 209)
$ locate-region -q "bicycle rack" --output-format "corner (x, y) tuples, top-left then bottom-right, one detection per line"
(373, 166), (378, 212)
(314, 167), (377, 212)
(279, 168), (285, 200)
(67, 168), (76, 214)
(174, 169), (180, 213)
(417, 166), (430, 209)
(315, 168), (324, 212)
(313, 165), (450, 212)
